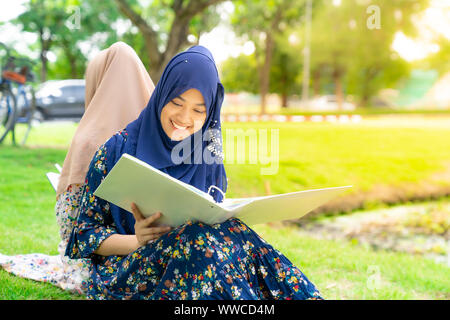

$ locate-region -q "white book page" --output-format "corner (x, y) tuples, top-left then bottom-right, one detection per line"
(235, 186), (352, 225)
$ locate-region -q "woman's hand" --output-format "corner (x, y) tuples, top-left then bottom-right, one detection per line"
(131, 202), (173, 247)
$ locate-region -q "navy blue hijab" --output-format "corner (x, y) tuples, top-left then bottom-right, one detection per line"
(104, 45), (227, 234)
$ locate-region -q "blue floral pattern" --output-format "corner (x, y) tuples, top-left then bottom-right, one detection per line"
(65, 130), (323, 300)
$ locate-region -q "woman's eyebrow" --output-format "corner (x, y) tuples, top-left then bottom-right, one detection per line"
(175, 95), (206, 107)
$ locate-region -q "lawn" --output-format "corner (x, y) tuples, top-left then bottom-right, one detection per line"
(10, 119), (450, 199)
(0, 118), (449, 299)
(223, 120), (450, 195)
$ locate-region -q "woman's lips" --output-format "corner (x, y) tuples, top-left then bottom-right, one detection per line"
(171, 119), (189, 130)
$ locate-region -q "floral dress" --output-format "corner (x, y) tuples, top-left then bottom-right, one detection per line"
(65, 130), (323, 300)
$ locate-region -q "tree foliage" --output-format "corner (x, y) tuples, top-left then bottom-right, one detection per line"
(224, 0), (431, 108)
(221, 29), (303, 108)
(15, 0), (70, 81)
(114, 0), (228, 81)
(8, 0), (441, 111)
(11, 0), (226, 82)
(230, 0), (308, 113)
(309, 0), (429, 107)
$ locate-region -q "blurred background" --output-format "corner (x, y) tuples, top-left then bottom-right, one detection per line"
(1, 0), (449, 115)
(0, 0), (449, 300)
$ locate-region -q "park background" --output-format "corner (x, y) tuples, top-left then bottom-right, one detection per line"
(0, 0), (449, 299)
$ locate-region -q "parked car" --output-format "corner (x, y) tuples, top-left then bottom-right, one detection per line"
(34, 79), (85, 121)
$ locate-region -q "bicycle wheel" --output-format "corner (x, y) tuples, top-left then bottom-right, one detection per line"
(0, 85), (17, 143)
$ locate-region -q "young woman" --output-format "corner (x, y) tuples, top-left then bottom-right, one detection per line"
(65, 44), (323, 300)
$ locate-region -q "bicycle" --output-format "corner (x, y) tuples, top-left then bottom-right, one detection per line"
(0, 42), (37, 145)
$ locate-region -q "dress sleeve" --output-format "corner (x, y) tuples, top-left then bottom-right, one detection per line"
(65, 143), (117, 259)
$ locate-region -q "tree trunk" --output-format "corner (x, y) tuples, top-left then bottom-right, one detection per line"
(39, 30), (51, 83)
(281, 92), (288, 108)
(158, 15), (191, 79)
(360, 67), (379, 107)
(40, 51), (48, 83)
(312, 68), (321, 97)
(280, 70), (288, 108)
(360, 94), (370, 108)
(360, 78), (371, 107)
(115, 0), (226, 84)
(69, 54), (78, 79)
(260, 32), (274, 115)
(63, 43), (78, 79)
(333, 69), (343, 111)
(145, 41), (163, 82)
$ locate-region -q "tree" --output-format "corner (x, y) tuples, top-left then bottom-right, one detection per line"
(15, 0), (70, 82)
(220, 30), (302, 107)
(422, 35), (450, 76)
(56, 1), (123, 78)
(114, 0), (228, 82)
(220, 53), (259, 94)
(309, 0), (429, 108)
(14, 0), (122, 81)
(231, 0), (312, 114)
(269, 31), (303, 107)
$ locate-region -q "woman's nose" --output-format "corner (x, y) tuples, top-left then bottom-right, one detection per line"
(175, 109), (192, 126)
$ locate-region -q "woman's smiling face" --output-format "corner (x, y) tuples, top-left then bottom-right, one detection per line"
(160, 88), (207, 141)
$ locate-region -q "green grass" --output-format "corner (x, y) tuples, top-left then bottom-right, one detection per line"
(0, 144), (82, 299)
(222, 121), (450, 200)
(253, 224), (450, 300)
(1, 118), (450, 299)
(0, 272), (82, 300)
(9, 119), (450, 199)
(0, 147), (65, 255)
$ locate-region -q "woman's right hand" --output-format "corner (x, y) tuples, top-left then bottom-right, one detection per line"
(131, 202), (172, 247)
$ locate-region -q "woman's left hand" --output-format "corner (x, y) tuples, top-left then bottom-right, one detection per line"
(131, 202), (173, 247)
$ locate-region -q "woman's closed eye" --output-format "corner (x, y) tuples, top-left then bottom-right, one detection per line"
(171, 100), (205, 114)
(171, 100), (182, 107)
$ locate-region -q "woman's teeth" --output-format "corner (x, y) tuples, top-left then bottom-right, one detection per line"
(172, 120), (187, 130)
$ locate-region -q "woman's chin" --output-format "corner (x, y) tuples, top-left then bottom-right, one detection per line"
(170, 129), (191, 141)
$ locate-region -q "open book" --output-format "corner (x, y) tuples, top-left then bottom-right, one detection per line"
(93, 153), (352, 227)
